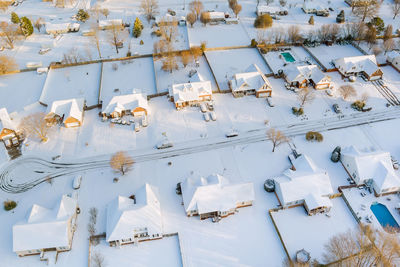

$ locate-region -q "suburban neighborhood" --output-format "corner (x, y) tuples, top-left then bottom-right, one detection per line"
(1, 0), (400, 266)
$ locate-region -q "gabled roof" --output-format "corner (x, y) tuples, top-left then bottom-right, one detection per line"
(275, 155), (333, 206)
(231, 64), (272, 92)
(102, 92), (149, 115)
(335, 55), (380, 76)
(99, 19), (123, 28)
(170, 81), (212, 104)
(181, 174), (255, 214)
(304, 193), (332, 211)
(386, 51), (400, 62)
(285, 65), (329, 84)
(0, 108), (15, 131)
(106, 184), (162, 242)
(46, 98), (84, 123)
(13, 195), (77, 252)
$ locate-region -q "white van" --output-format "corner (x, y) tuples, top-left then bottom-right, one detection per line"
(203, 112), (210, 122)
(73, 175), (82, 190)
(210, 111), (217, 121)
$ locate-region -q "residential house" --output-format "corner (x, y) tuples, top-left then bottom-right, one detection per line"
(155, 14), (180, 26)
(334, 55), (383, 81)
(284, 65), (331, 89)
(169, 80), (212, 109)
(230, 64), (273, 98)
(102, 92), (149, 118)
(0, 108), (17, 141)
(45, 23), (80, 35)
(274, 155), (334, 215)
(45, 98), (85, 128)
(340, 146), (400, 196)
(106, 184), (162, 247)
(13, 195), (78, 257)
(99, 19), (123, 30)
(206, 11), (226, 23)
(302, 2), (329, 15)
(256, 5), (288, 16)
(387, 51), (400, 72)
(181, 174), (255, 220)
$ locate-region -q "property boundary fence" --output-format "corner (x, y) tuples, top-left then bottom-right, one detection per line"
(268, 209), (292, 263)
(301, 44), (330, 72)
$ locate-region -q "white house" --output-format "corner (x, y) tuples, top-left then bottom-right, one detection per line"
(387, 51), (400, 72)
(13, 195), (78, 257)
(181, 174), (255, 220)
(256, 5), (287, 16)
(274, 155), (334, 215)
(106, 184), (162, 246)
(335, 55), (383, 81)
(230, 64), (273, 98)
(284, 65), (332, 89)
(45, 98), (85, 128)
(340, 146), (400, 196)
(302, 2), (329, 15)
(0, 108), (17, 141)
(99, 19), (123, 30)
(45, 23), (80, 35)
(169, 80), (212, 109)
(206, 11), (226, 22)
(102, 92), (149, 118)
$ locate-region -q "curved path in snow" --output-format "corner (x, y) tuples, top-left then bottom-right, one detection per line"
(2, 107), (400, 193)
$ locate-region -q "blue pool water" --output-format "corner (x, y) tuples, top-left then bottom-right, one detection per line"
(370, 203), (400, 232)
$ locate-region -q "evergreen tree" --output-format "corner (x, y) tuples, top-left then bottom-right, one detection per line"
(308, 15), (314, 25)
(20, 17), (33, 37)
(133, 17), (143, 38)
(76, 9), (90, 22)
(10, 12), (20, 24)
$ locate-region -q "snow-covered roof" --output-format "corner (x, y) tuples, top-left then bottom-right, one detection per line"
(231, 64), (272, 92)
(99, 19), (123, 28)
(207, 11), (225, 20)
(106, 184), (162, 242)
(341, 146), (400, 191)
(257, 5), (286, 14)
(387, 51), (400, 63)
(302, 2), (328, 11)
(46, 23), (70, 33)
(13, 195), (77, 252)
(46, 98), (84, 123)
(285, 65), (329, 84)
(0, 108), (15, 131)
(170, 81), (212, 104)
(181, 174), (255, 214)
(335, 55), (380, 76)
(275, 155), (333, 206)
(102, 92), (149, 115)
(304, 193), (332, 211)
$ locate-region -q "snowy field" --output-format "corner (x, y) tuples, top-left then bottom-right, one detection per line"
(39, 63), (101, 107)
(0, 71), (46, 113)
(93, 236), (183, 267)
(307, 44), (364, 70)
(271, 197), (359, 264)
(205, 48), (272, 91)
(154, 55), (218, 93)
(100, 57), (157, 104)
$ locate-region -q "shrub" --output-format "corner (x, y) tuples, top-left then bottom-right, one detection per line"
(133, 17), (143, 38)
(140, 40), (144, 45)
(306, 131), (323, 142)
(200, 41), (206, 52)
(250, 39), (258, 47)
(351, 100), (366, 111)
(151, 29), (162, 37)
(10, 12), (19, 24)
(126, 51), (131, 57)
(4, 200), (17, 211)
(254, 14), (273, 29)
(76, 9), (90, 22)
(292, 107), (304, 116)
(308, 15), (314, 25)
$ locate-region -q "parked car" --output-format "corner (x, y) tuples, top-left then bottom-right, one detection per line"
(142, 116), (148, 127)
(156, 140), (174, 149)
(210, 111), (217, 121)
(39, 48), (51, 55)
(207, 101), (214, 111)
(326, 89), (334, 96)
(226, 130), (239, 138)
(266, 97), (275, 107)
(204, 112), (210, 122)
(332, 104), (341, 114)
(200, 103), (207, 113)
(134, 122), (140, 132)
(73, 175), (82, 190)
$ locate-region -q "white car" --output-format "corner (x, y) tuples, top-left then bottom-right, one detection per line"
(73, 175), (82, 190)
(210, 111), (217, 121)
(142, 116), (148, 127)
(39, 48), (51, 55)
(200, 103), (207, 113)
(134, 122), (140, 132)
(326, 89), (334, 96)
(156, 140), (174, 149)
(204, 112), (210, 122)
(266, 97), (275, 107)
(226, 130), (239, 138)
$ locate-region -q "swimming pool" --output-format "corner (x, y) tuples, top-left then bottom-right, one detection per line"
(281, 52), (296, 63)
(370, 203), (400, 232)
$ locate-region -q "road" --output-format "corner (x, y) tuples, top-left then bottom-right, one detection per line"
(2, 107), (400, 193)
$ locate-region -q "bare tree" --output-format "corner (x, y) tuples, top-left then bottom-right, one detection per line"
(329, 24), (341, 42)
(107, 22), (126, 54)
(159, 17), (178, 43)
(200, 11), (210, 26)
(287, 25), (302, 44)
(0, 55), (18, 74)
(186, 12), (196, 27)
(34, 18), (44, 32)
(232, 4), (242, 18)
(297, 88), (315, 107)
(87, 207), (98, 239)
(383, 38), (395, 55)
(267, 128), (288, 152)
(365, 26), (377, 49)
(266, 0), (274, 5)
(339, 85), (356, 101)
(110, 151), (134, 175)
(180, 50), (192, 67)
(19, 113), (52, 142)
(0, 1), (10, 11)
(141, 0), (159, 22)
(62, 47), (87, 64)
(279, 0), (287, 7)
(0, 22), (21, 49)
(190, 46), (202, 60)
(317, 24), (331, 43)
(100, 8), (109, 19)
(189, 0), (204, 19)
(353, 0), (380, 22)
(89, 23), (102, 58)
(392, 0), (400, 19)
(92, 252), (106, 267)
